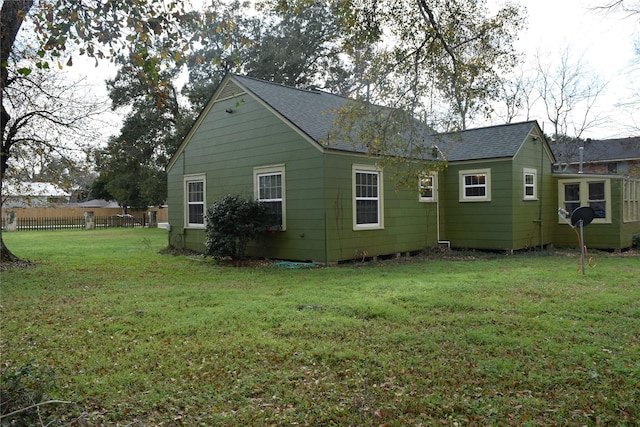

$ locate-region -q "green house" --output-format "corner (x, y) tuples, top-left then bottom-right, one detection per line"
(166, 74), (639, 262)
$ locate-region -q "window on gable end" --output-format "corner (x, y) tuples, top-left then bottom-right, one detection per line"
(523, 168), (537, 200)
(254, 165), (286, 230)
(185, 174), (206, 228)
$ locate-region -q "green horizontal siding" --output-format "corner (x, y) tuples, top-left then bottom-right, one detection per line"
(322, 153), (439, 262)
(510, 138), (556, 250)
(167, 93), (326, 261)
(441, 160), (514, 250)
(553, 178), (640, 250)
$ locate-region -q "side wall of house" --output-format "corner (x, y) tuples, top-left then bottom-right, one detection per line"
(510, 138), (556, 250)
(321, 152), (439, 262)
(166, 91), (327, 261)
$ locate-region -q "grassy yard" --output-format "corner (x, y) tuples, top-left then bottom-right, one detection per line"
(1, 229), (639, 426)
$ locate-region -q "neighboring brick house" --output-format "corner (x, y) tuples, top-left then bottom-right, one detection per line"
(552, 136), (640, 176)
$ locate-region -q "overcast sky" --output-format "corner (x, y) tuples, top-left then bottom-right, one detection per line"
(497, 0), (639, 138)
(72, 0), (640, 142)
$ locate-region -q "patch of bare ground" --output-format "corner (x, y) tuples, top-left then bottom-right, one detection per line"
(0, 259), (33, 272)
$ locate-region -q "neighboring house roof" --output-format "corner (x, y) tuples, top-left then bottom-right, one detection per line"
(67, 199), (121, 208)
(552, 136), (640, 164)
(172, 74), (550, 167)
(2, 182), (70, 208)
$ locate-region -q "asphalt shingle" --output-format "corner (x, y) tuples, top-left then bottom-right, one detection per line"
(233, 75), (539, 162)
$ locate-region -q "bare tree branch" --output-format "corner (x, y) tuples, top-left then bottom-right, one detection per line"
(0, 400), (73, 421)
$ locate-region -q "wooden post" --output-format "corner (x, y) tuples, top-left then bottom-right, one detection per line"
(5, 211), (17, 231)
(148, 210), (157, 228)
(84, 211), (95, 230)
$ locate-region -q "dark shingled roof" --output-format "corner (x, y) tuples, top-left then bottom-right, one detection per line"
(426, 121), (540, 162)
(233, 75), (349, 147)
(233, 75), (542, 162)
(552, 137), (640, 163)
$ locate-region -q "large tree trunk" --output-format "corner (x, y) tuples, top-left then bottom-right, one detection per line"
(0, 233), (19, 263)
(1, 0), (34, 264)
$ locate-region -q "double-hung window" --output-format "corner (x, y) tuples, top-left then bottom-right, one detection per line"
(523, 168), (537, 200)
(254, 165), (286, 230)
(185, 174), (206, 228)
(353, 165), (383, 229)
(419, 174), (437, 202)
(459, 169), (491, 201)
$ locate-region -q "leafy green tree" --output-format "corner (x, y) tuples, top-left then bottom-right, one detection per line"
(96, 2), (258, 210)
(181, 1), (263, 109)
(330, 0), (524, 130)
(269, 0), (524, 185)
(180, 1), (355, 105)
(93, 133), (168, 212)
(94, 52), (189, 210)
(97, 1), (357, 213)
(246, 1), (354, 94)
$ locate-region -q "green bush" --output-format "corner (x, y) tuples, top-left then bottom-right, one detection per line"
(633, 233), (640, 249)
(204, 194), (276, 259)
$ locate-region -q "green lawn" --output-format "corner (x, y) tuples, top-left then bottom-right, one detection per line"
(1, 229), (639, 426)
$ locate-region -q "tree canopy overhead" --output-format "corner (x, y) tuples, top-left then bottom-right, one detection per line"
(262, 0), (525, 184)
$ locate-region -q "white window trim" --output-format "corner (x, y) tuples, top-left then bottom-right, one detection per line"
(623, 178), (640, 223)
(523, 168), (537, 200)
(353, 164), (384, 230)
(254, 164), (286, 231)
(557, 178), (612, 224)
(184, 173), (206, 229)
(419, 173), (438, 203)
(459, 169), (492, 202)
